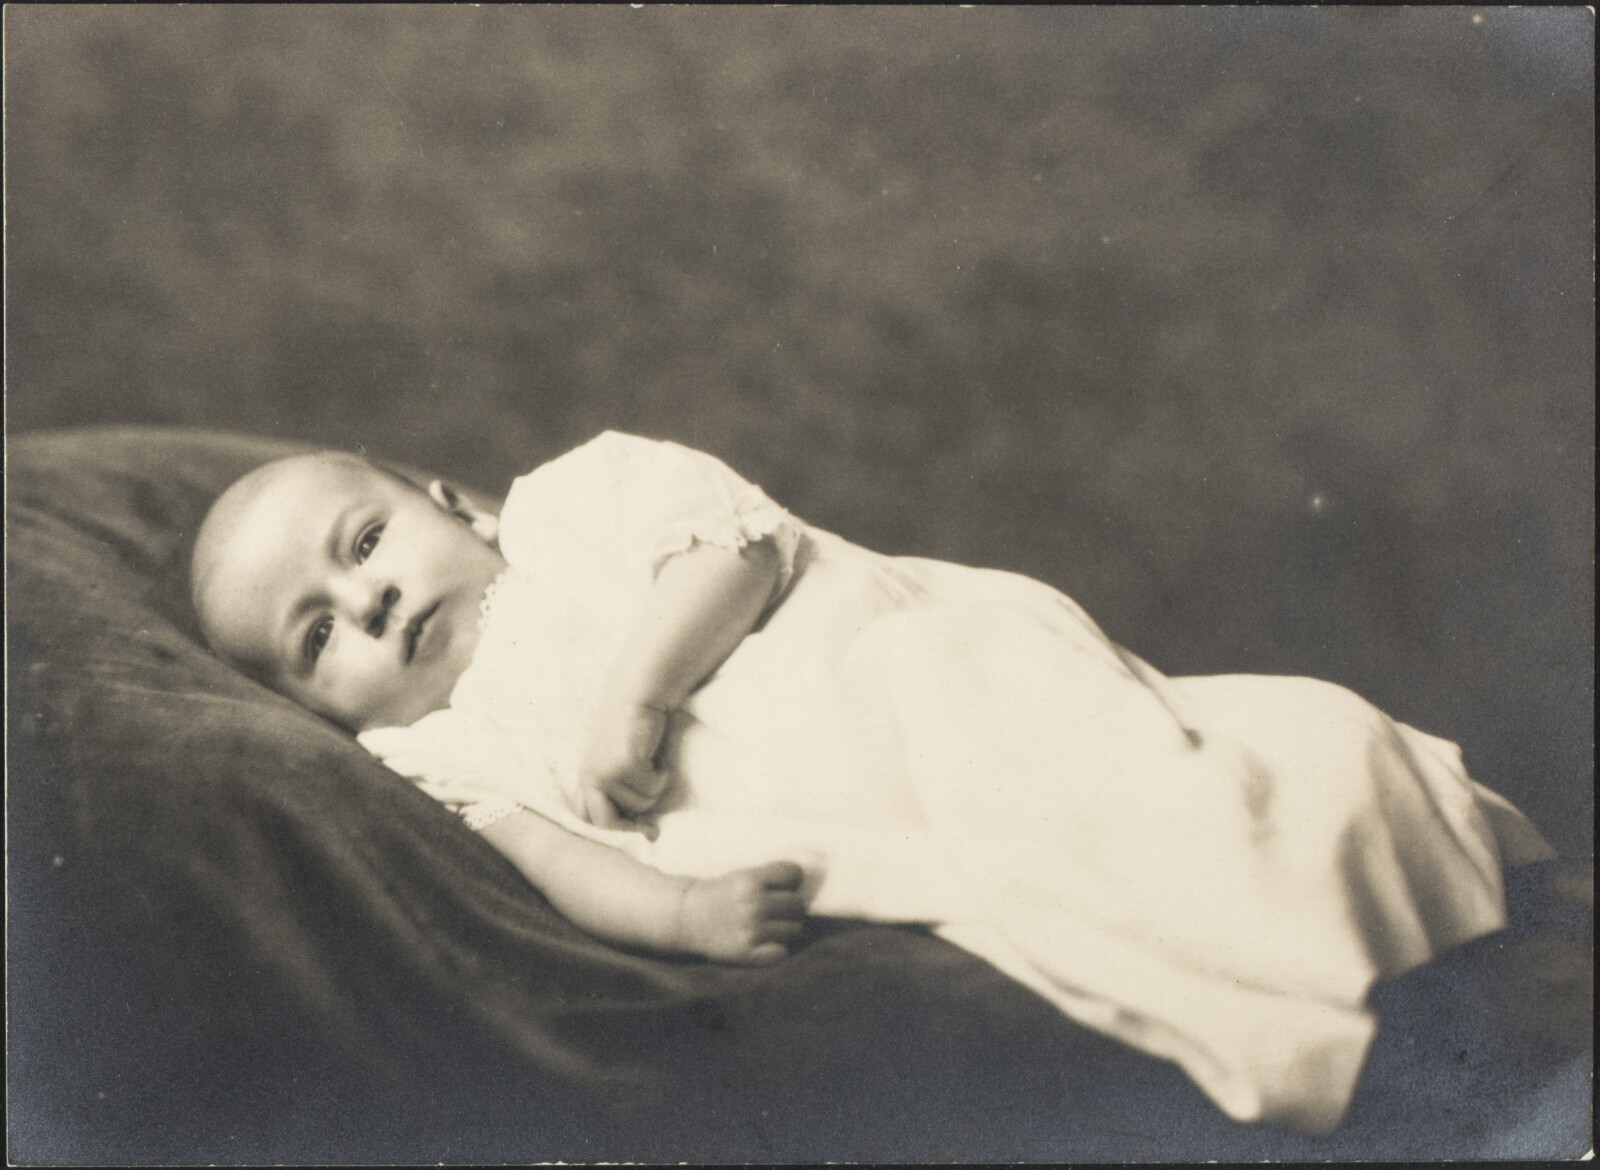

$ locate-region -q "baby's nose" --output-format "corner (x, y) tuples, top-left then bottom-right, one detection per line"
(336, 577), (400, 635)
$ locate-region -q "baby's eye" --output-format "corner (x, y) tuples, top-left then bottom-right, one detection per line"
(354, 523), (384, 563)
(305, 615), (333, 664)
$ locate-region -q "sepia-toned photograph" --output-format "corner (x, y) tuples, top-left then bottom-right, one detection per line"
(7, 6), (1592, 1163)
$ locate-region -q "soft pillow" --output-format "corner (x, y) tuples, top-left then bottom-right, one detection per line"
(5, 427), (1125, 1163)
(7, 427), (741, 1158)
(9, 426), (1587, 1164)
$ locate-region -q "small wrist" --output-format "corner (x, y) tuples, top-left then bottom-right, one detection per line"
(599, 670), (676, 719)
(633, 695), (674, 718)
(627, 675), (684, 717)
(603, 642), (698, 714)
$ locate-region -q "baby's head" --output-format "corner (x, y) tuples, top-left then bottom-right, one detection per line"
(192, 452), (506, 734)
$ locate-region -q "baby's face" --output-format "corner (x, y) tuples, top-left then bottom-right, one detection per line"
(193, 454), (507, 733)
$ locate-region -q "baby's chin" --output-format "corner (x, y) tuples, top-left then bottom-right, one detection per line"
(355, 675), (458, 734)
(362, 631), (481, 732)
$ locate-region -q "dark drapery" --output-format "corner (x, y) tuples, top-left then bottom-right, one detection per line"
(7, 427), (1590, 1163)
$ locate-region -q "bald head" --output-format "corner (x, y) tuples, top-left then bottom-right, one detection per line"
(188, 451), (506, 732)
(191, 453), (402, 659)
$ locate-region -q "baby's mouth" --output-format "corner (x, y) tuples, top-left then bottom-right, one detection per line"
(403, 601), (439, 664)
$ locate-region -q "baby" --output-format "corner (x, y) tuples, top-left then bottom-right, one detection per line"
(193, 429), (1553, 1133)
(191, 442), (809, 966)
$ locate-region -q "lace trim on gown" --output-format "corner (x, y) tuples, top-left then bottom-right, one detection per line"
(477, 569), (513, 632)
(649, 494), (804, 599)
(459, 798), (520, 832)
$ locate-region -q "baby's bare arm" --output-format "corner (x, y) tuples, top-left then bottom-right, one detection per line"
(616, 538), (782, 708)
(581, 539), (784, 826)
(479, 809), (805, 964)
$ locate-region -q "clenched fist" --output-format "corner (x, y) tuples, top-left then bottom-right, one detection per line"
(579, 699), (672, 830)
(677, 861), (808, 965)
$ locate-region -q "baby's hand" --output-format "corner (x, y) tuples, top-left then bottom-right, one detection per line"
(579, 700), (671, 831)
(678, 861), (808, 965)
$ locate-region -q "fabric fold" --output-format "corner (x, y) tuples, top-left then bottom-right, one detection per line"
(362, 430), (1553, 1132)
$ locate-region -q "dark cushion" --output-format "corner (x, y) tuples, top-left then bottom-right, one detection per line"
(6, 427), (732, 1159)
(8, 426), (1590, 1164)
(6, 427), (1141, 1163)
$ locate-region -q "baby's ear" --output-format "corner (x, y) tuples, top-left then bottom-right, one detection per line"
(427, 479), (500, 545)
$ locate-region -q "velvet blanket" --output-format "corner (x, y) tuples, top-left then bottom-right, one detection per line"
(7, 426), (1590, 1163)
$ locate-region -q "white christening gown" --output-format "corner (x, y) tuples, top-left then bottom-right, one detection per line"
(360, 430), (1553, 1134)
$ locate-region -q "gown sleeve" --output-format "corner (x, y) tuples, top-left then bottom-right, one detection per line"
(359, 708), (569, 832)
(360, 703), (678, 857)
(498, 431), (803, 602)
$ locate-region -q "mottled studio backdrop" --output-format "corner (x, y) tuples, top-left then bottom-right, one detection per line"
(6, 6), (1593, 853)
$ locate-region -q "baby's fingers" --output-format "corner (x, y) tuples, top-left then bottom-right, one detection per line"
(606, 776), (659, 816)
(754, 860), (806, 891)
(582, 786), (624, 829)
(756, 914), (804, 945)
(742, 941), (791, 967)
(618, 763), (670, 799)
(762, 890), (808, 922)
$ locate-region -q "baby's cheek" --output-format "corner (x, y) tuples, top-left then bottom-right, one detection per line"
(338, 653), (406, 730)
